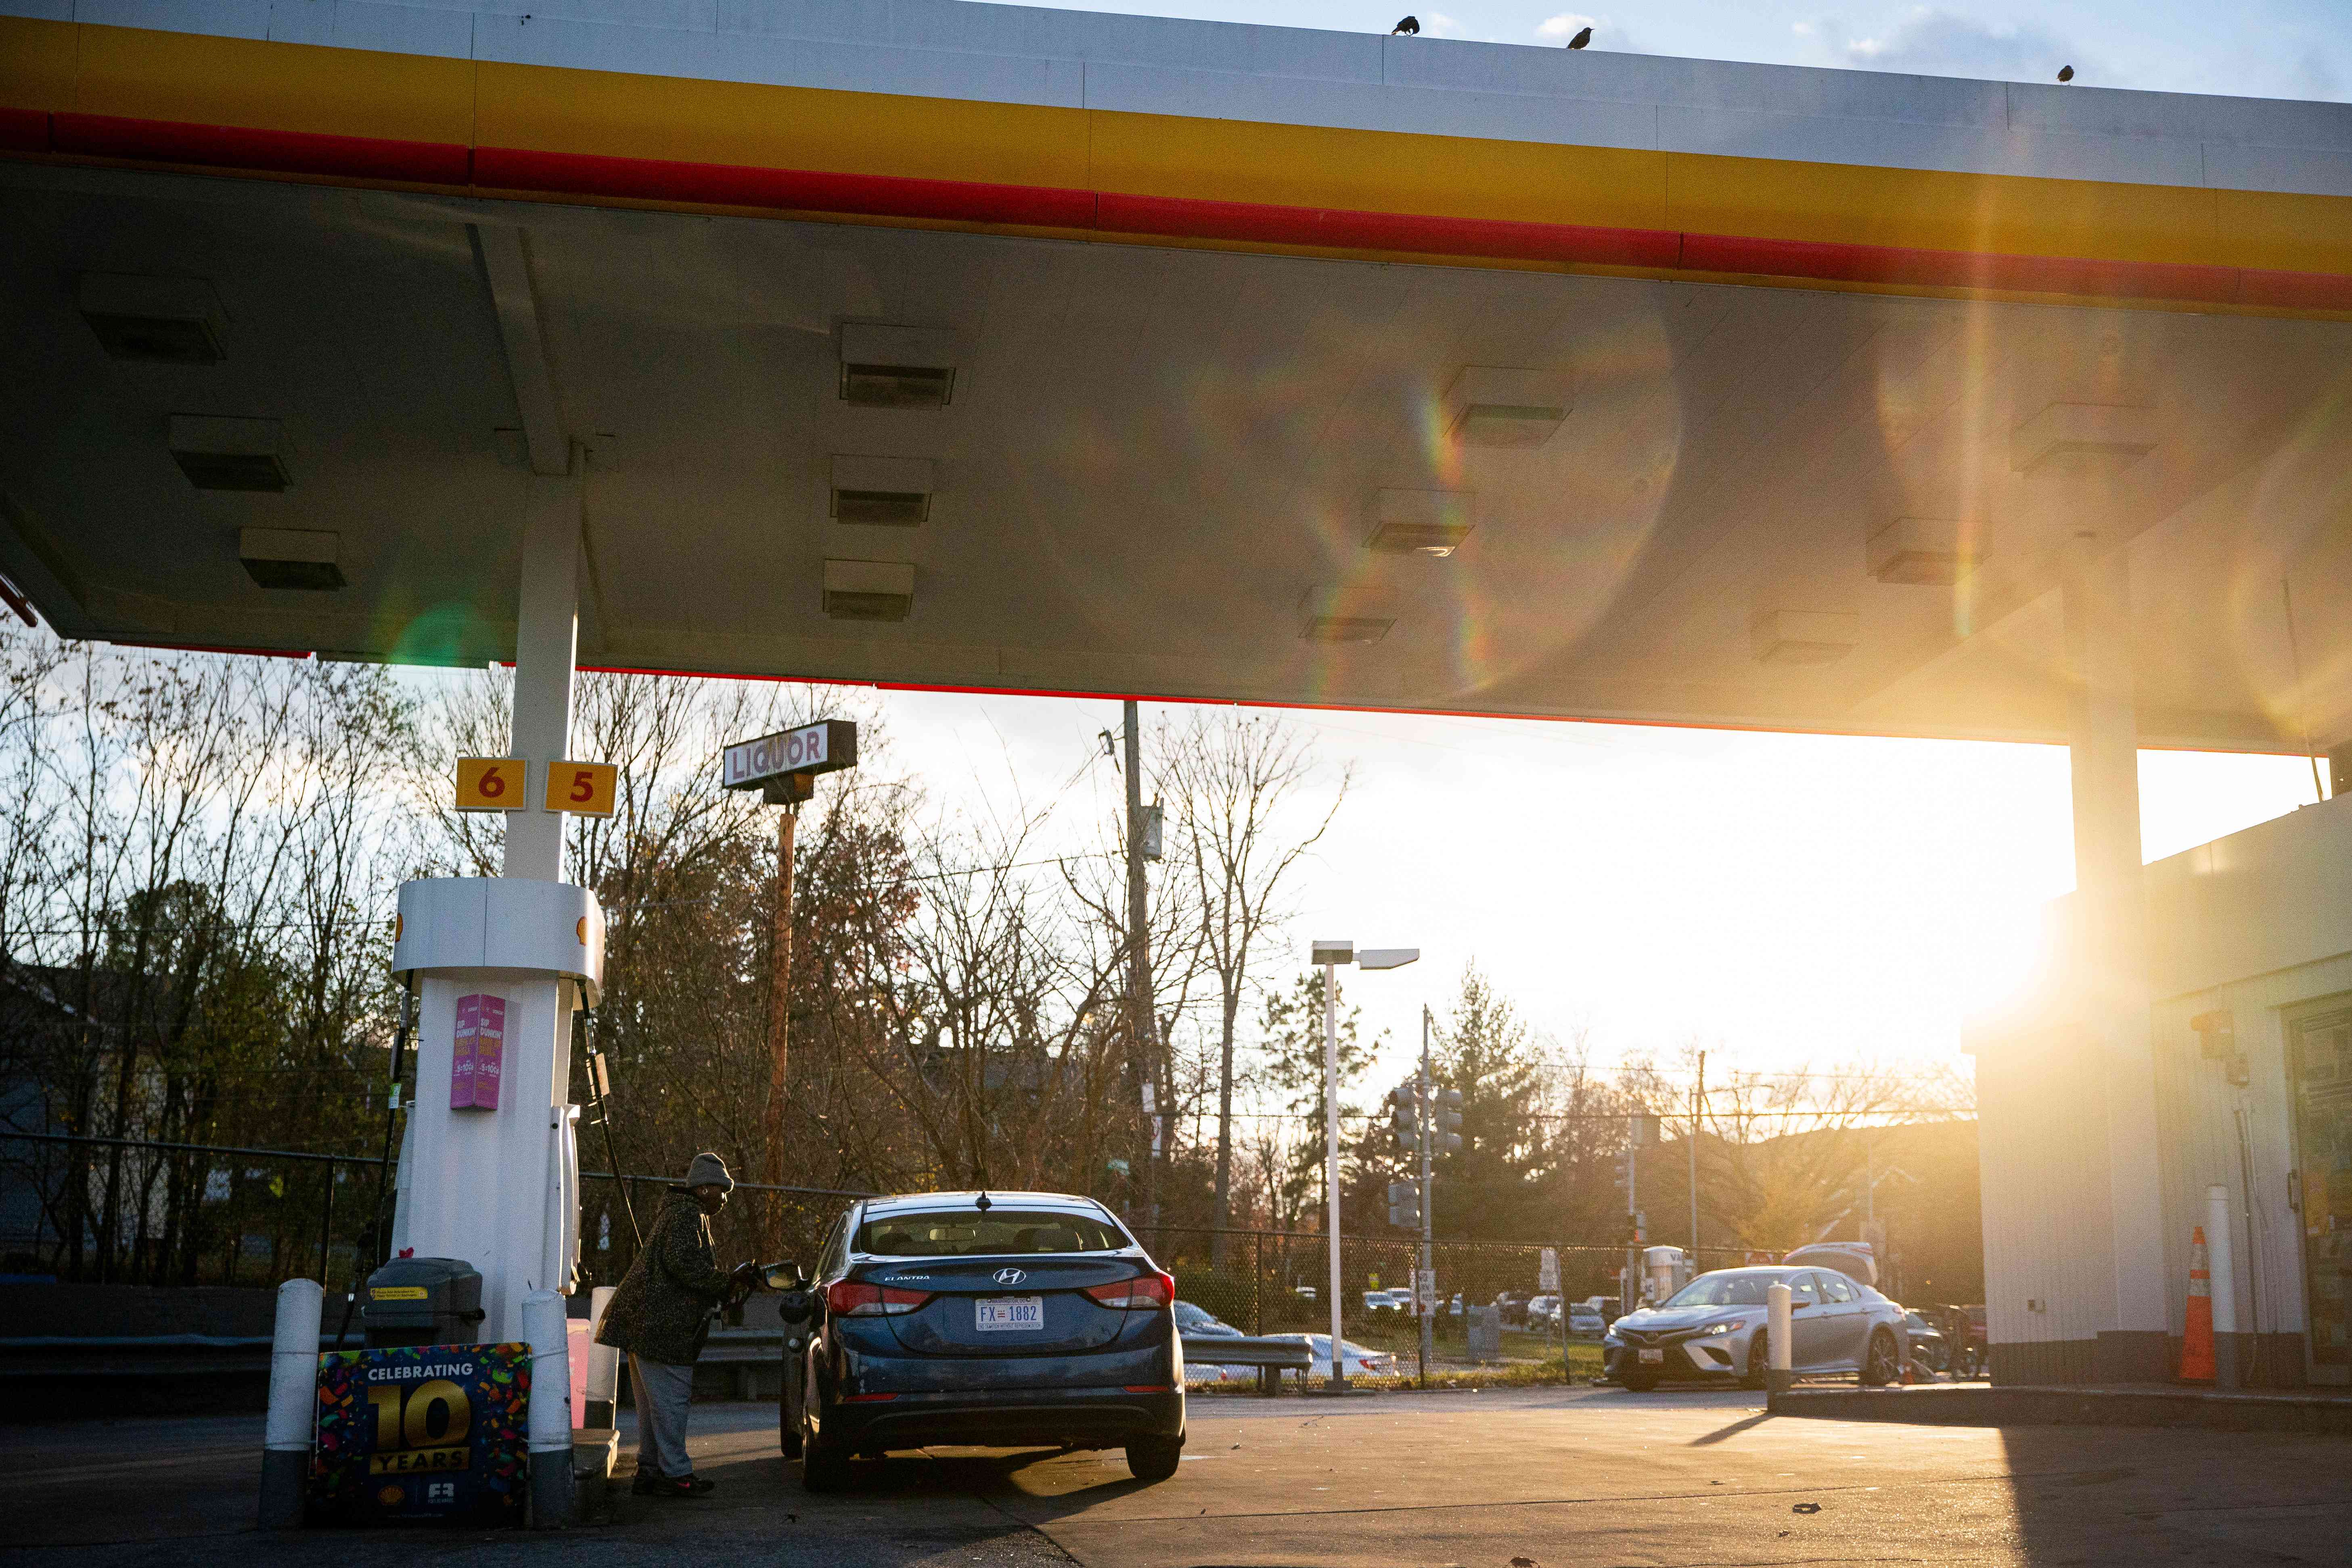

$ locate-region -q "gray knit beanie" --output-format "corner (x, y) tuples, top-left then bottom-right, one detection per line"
(682, 1151), (734, 1192)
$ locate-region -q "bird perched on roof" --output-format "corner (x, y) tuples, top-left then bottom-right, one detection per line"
(2057, 64), (2074, 83)
(1392, 15), (1419, 33)
(1565, 25), (1591, 48)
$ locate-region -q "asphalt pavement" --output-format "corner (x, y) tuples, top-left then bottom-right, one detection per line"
(6, 1385), (2349, 1566)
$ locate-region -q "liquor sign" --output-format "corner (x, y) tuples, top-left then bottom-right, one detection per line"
(721, 720), (858, 790)
(451, 993), (505, 1112)
(310, 1342), (531, 1524)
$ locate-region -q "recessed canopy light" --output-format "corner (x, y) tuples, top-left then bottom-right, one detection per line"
(169, 415), (289, 492)
(2010, 403), (2156, 476)
(1868, 517), (1982, 585)
(1302, 616), (1394, 644)
(80, 273), (227, 365)
(239, 527), (343, 591)
(1443, 368), (1573, 449)
(822, 558), (916, 622)
(1752, 610), (1857, 666)
(839, 324), (958, 410)
(831, 455), (937, 525)
(1368, 524), (1470, 555)
(1366, 489), (1474, 556)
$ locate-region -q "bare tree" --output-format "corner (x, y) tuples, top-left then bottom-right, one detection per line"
(1160, 712), (1344, 1260)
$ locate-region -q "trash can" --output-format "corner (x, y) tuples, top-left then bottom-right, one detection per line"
(360, 1256), (487, 1348)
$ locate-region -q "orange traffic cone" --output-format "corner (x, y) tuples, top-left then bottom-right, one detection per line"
(2180, 1225), (2216, 1382)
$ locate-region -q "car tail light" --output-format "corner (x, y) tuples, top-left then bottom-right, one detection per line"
(1084, 1270), (1174, 1310)
(827, 1279), (932, 1316)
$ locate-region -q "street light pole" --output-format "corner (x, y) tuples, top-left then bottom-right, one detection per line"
(1323, 955), (1343, 1390)
(1310, 938), (1417, 1393)
(1688, 1050), (1703, 1261)
(1418, 1004), (1435, 1387)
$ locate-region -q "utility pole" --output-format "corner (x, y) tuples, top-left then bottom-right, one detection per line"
(1123, 699), (1157, 1229)
(765, 800), (797, 1204)
(1689, 1051), (1703, 1261)
(1625, 1125), (1637, 1311)
(1624, 1112), (1655, 1310)
(1418, 1005), (1435, 1387)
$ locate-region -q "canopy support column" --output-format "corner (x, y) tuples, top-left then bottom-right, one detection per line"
(2063, 534), (2168, 1382)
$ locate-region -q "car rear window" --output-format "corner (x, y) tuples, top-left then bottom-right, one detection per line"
(854, 1210), (1131, 1256)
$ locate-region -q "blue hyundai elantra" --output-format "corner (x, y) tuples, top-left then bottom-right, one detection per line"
(787, 1191), (1185, 1489)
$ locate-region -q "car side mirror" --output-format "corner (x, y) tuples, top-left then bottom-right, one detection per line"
(763, 1260), (805, 1291)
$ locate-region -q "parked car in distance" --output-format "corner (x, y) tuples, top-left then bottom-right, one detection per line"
(1582, 1295), (1622, 1326)
(789, 1190), (1186, 1487)
(1901, 1311), (1948, 1374)
(1567, 1306), (1607, 1338)
(1174, 1300), (1241, 1337)
(1493, 1291), (1531, 1326)
(1782, 1241), (1877, 1288)
(1292, 1285), (1317, 1302)
(1602, 1266), (1908, 1392)
(1270, 1333), (1397, 1379)
(1362, 1288), (1410, 1315)
(1526, 1294), (1561, 1329)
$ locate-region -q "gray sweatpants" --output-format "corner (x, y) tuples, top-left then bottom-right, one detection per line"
(629, 1354), (697, 1479)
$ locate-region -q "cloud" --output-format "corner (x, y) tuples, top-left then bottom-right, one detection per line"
(1816, 7), (2086, 85)
(1421, 11), (1468, 38)
(1536, 12), (1596, 40)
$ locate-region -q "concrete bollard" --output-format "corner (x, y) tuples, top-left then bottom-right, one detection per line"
(259, 1277), (322, 1530)
(1765, 1281), (1793, 1403)
(583, 1284), (619, 1429)
(2206, 1185), (2241, 1390)
(524, 1289), (576, 1528)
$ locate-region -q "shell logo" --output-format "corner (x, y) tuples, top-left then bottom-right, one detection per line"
(576, 917), (588, 945)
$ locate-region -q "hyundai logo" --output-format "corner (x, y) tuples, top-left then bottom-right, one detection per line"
(994, 1267), (1027, 1287)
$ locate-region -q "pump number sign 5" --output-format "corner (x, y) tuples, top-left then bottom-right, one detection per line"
(544, 760), (617, 816)
(454, 758), (525, 811)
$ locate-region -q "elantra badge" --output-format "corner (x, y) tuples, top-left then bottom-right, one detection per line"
(994, 1267), (1027, 1286)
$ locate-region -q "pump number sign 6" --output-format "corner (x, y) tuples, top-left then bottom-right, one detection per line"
(454, 757), (525, 811)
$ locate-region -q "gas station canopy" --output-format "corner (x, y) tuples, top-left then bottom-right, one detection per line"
(4, 0), (2350, 750)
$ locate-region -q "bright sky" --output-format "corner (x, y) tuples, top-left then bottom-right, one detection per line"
(984, 0), (2349, 102)
(876, 691), (2325, 1090)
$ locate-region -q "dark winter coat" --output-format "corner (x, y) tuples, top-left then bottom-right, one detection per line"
(594, 1191), (734, 1366)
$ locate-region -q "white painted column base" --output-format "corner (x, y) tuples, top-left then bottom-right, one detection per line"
(391, 877), (604, 1346)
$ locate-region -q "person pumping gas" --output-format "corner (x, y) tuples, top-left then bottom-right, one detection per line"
(594, 1151), (759, 1497)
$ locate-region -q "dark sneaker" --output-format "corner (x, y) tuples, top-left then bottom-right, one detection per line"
(661, 1474), (715, 1498)
(629, 1471), (665, 1496)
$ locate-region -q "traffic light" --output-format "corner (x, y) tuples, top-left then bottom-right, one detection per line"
(1387, 1082), (1420, 1152)
(1439, 1086), (1463, 1156)
(1387, 1180), (1421, 1228)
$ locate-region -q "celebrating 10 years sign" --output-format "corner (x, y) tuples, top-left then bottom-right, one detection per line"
(311, 1344), (531, 1524)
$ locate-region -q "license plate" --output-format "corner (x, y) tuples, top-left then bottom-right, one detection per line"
(976, 1296), (1044, 1331)
(1637, 1348), (1665, 1364)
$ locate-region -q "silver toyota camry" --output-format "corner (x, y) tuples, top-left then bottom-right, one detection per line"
(1602, 1266), (1907, 1391)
